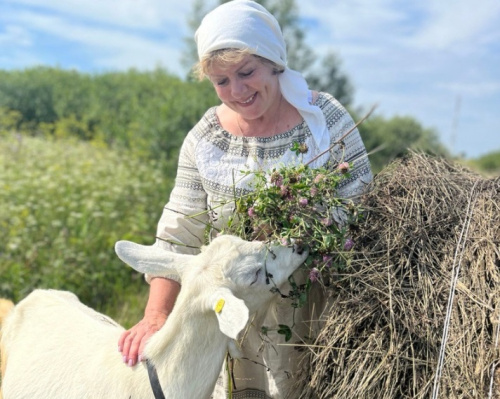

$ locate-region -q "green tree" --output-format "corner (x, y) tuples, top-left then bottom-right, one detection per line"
(357, 114), (449, 173)
(181, 0), (212, 79)
(90, 68), (219, 162)
(0, 67), (220, 164)
(469, 150), (500, 175)
(305, 52), (354, 106)
(0, 107), (22, 135)
(0, 68), (58, 130)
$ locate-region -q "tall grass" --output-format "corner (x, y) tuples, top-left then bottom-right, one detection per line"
(0, 134), (174, 325)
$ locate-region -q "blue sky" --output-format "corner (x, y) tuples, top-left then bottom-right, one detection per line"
(1, 0), (499, 159)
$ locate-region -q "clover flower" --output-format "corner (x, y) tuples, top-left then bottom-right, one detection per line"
(308, 267), (320, 283)
(314, 173), (325, 184)
(248, 207), (257, 218)
(321, 217), (333, 227)
(298, 198), (308, 207)
(338, 162), (350, 174)
(322, 254), (333, 268)
(270, 171), (283, 187)
(280, 185), (290, 198)
(344, 238), (354, 251)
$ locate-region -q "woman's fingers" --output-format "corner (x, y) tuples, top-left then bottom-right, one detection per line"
(118, 314), (168, 367)
(117, 328), (130, 353)
(120, 323), (146, 366)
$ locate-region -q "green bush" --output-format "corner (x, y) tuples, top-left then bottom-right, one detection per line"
(0, 135), (173, 322)
(0, 67), (220, 165)
(468, 150), (500, 176)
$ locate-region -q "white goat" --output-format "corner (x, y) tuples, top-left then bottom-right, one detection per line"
(0, 235), (307, 399)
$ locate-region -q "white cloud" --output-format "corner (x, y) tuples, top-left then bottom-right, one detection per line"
(0, 50), (42, 69)
(437, 81), (500, 97)
(409, 0), (500, 51)
(0, 5), (188, 74)
(2, 0), (193, 31)
(300, 0), (409, 44)
(0, 25), (33, 46)
(296, 0), (500, 158)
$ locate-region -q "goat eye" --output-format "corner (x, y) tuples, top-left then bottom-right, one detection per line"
(250, 268), (261, 285)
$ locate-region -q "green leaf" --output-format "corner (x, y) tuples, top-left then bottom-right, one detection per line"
(277, 324), (293, 342)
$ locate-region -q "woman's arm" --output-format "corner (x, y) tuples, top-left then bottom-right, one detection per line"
(118, 128), (209, 366)
(118, 277), (181, 366)
(322, 92), (373, 199)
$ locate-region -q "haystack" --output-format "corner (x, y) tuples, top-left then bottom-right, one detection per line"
(297, 152), (500, 398)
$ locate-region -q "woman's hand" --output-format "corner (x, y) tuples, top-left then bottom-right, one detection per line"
(118, 310), (168, 367)
(118, 277), (181, 367)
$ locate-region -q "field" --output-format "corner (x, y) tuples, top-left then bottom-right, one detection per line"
(0, 134), (174, 325)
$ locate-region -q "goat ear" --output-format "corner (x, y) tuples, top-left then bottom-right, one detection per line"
(211, 289), (249, 340)
(114, 241), (193, 278)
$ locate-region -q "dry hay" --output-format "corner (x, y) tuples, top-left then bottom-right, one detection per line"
(297, 152), (500, 399)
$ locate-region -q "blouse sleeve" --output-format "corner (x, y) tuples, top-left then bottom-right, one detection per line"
(321, 92), (373, 201)
(155, 129), (209, 256)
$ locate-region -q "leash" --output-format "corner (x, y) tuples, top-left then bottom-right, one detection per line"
(146, 360), (166, 399)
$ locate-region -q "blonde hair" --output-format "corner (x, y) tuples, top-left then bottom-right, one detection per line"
(193, 48), (284, 81)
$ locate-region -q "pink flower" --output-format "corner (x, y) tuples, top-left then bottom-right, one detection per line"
(321, 217), (333, 227)
(248, 207), (257, 218)
(299, 198), (308, 207)
(310, 186), (318, 197)
(313, 174), (325, 184)
(344, 238), (354, 251)
(338, 162), (350, 174)
(270, 172), (283, 187)
(280, 185), (290, 197)
(308, 268), (320, 283)
(280, 237), (290, 246)
(322, 255), (333, 267)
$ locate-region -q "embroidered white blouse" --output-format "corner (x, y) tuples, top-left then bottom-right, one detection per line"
(155, 92), (373, 255)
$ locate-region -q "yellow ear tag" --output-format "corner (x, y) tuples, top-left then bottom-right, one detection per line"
(215, 298), (225, 313)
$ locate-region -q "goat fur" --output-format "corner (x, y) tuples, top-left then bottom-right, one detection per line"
(0, 235), (307, 399)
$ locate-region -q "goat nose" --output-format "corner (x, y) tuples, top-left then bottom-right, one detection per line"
(293, 242), (305, 255)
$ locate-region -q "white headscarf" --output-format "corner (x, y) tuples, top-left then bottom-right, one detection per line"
(195, 0), (330, 156)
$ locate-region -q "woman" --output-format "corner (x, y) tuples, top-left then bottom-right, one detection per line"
(118, 1), (373, 397)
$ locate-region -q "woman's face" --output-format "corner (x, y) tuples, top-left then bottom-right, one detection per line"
(208, 55), (281, 121)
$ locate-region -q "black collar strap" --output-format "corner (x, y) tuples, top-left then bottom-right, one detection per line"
(146, 360), (166, 399)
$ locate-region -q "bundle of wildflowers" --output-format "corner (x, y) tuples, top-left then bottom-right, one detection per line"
(225, 144), (362, 280)
(204, 110), (373, 342)
(218, 109), (376, 316)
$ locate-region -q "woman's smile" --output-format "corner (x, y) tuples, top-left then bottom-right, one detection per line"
(237, 93), (257, 106)
(209, 55), (281, 122)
